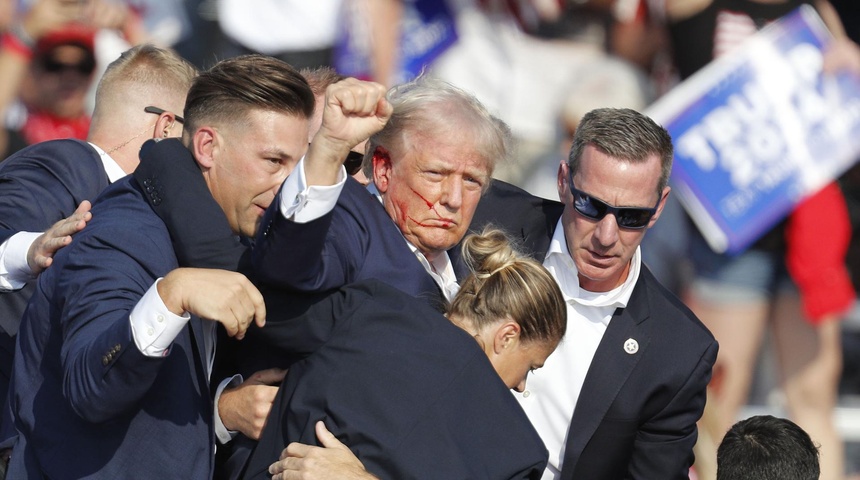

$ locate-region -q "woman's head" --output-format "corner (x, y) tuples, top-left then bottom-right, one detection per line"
(448, 228), (566, 391)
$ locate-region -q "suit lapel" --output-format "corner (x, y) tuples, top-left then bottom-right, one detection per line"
(560, 280), (652, 479)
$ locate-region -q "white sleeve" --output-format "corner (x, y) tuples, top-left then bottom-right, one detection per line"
(0, 231), (41, 291)
(278, 156), (347, 223)
(214, 374), (244, 444)
(128, 279), (190, 357)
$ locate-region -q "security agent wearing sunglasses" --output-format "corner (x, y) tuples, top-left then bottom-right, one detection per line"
(461, 107), (718, 480)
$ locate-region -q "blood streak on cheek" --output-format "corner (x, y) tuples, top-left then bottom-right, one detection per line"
(395, 200), (409, 226)
(398, 200), (433, 227)
(408, 216), (433, 227)
(410, 188), (445, 220)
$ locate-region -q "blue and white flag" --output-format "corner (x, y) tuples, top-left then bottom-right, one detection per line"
(335, 0), (458, 85)
(646, 5), (860, 254)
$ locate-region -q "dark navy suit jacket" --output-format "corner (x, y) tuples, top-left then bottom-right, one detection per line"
(7, 176), (215, 479)
(133, 143), (452, 478)
(0, 139), (111, 445)
(243, 280), (547, 480)
(464, 180), (718, 480)
(0, 139), (110, 337)
(253, 177), (443, 307)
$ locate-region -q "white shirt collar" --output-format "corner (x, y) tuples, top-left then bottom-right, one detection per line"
(89, 142), (128, 183)
(543, 218), (640, 320)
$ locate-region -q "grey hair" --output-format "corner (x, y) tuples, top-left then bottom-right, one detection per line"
(363, 75), (511, 188)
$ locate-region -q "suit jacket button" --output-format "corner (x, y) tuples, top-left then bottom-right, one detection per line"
(102, 356), (109, 366)
(114, 344), (122, 352)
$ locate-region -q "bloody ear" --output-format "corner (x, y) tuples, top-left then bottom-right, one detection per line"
(372, 146), (392, 191)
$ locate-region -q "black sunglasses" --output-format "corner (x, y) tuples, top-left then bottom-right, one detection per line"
(41, 56), (96, 75)
(144, 106), (184, 124)
(344, 150), (364, 176)
(568, 170), (658, 229)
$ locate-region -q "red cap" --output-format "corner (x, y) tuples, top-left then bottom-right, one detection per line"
(35, 23), (96, 57)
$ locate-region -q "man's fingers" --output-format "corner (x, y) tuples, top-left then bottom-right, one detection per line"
(36, 256), (53, 270)
(315, 421), (344, 449)
(74, 200), (93, 216)
(376, 97), (393, 121)
(248, 367), (287, 385)
(282, 441), (311, 460)
(247, 282), (267, 328)
(219, 314), (240, 338)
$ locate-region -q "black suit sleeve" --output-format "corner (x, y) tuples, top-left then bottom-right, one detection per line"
(0, 229), (14, 244)
(450, 180), (564, 278)
(134, 138), (248, 271)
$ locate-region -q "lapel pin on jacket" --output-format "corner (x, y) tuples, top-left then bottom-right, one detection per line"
(623, 338), (639, 355)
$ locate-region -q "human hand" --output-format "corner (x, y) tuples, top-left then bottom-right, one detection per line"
(157, 268), (266, 339)
(823, 37), (860, 76)
(218, 368), (287, 440)
(21, 0), (87, 40)
(269, 421), (377, 480)
(83, 0), (131, 31)
(27, 200), (92, 275)
(305, 78), (391, 186)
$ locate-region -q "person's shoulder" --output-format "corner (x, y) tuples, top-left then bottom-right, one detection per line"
(637, 266), (716, 344)
(85, 177), (167, 238)
(0, 139), (99, 173)
(485, 179), (560, 205)
(61, 183), (175, 274)
(477, 180), (564, 221)
(2, 138), (96, 162)
(338, 178), (384, 211)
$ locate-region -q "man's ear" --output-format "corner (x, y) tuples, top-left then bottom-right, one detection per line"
(492, 320), (521, 355)
(152, 112), (181, 139)
(648, 185), (671, 228)
(192, 126), (218, 169)
(557, 160), (571, 204)
(371, 146), (393, 193)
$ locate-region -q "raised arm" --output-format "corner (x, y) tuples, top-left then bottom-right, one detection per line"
(252, 79), (391, 291)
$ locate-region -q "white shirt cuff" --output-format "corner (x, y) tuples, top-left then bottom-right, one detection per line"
(129, 279), (190, 357)
(0, 231), (41, 291)
(278, 156), (346, 223)
(214, 374), (243, 444)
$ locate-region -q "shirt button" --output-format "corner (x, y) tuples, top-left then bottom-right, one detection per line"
(157, 315), (164, 323)
(523, 391), (531, 398)
(147, 327), (155, 336)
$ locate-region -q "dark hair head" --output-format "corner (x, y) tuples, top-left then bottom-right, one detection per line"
(449, 228), (566, 345)
(717, 415), (820, 480)
(300, 66), (347, 97)
(183, 54), (315, 135)
(568, 107), (673, 198)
